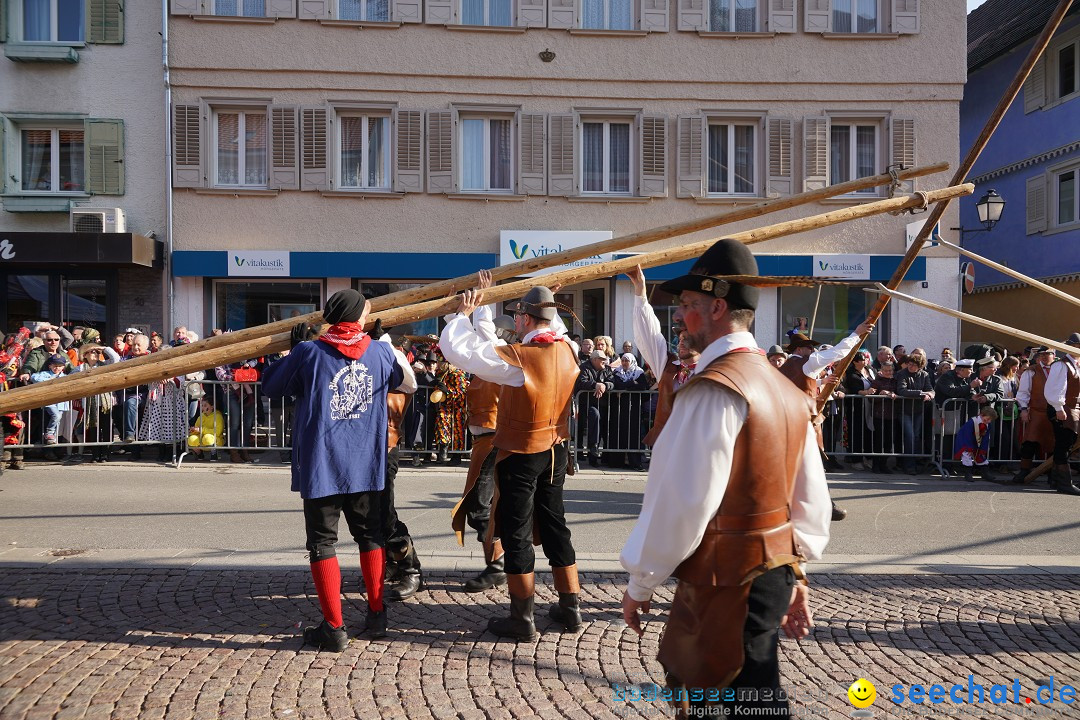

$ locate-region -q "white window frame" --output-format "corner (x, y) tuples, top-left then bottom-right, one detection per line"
(459, 0), (512, 25)
(18, 125), (85, 195)
(210, 107), (269, 189)
(337, 0), (390, 21)
(707, 0), (758, 33)
(1051, 33), (1080, 104)
(579, 116), (635, 196)
(580, 0), (634, 30)
(1051, 161), (1080, 230)
(831, 0), (880, 34)
(211, 0), (267, 16)
(458, 114), (515, 193)
(705, 119), (760, 197)
(335, 111), (392, 191)
(827, 114), (884, 197)
(16, 0), (85, 43)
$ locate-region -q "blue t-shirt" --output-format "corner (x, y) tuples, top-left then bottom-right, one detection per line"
(262, 339), (403, 499)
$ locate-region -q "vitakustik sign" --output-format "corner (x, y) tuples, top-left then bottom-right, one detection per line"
(499, 231), (613, 278)
(813, 254), (871, 281)
(227, 251), (290, 277)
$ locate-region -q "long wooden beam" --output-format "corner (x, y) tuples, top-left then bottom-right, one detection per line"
(0, 183), (973, 415)
(818, 0), (1076, 414)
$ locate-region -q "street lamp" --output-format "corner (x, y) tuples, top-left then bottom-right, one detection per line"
(953, 188), (1006, 245)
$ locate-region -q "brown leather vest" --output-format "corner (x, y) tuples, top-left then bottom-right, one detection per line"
(672, 351), (812, 588)
(1028, 366), (1051, 412)
(492, 341), (580, 455)
(467, 376), (500, 431)
(779, 354), (817, 400)
(642, 355), (679, 447)
(1061, 358), (1080, 411)
(386, 391), (411, 449)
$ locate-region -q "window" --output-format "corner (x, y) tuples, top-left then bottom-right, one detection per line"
(21, 0), (84, 42)
(707, 122), (756, 195)
(339, 0), (389, 21)
(1058, 40), (1079, 101)
(582, 120), (632, 194)
(460, 117), (513, 192)
(709, 0), (756, 32)
(832, 0), (877, 33)
(462, 0), (511, 24)
(779, 285), (882, 350)
(582, 0), (632, 30)
(212, 0), (266, 15)
(1055, 167), (1078, 227)
(337, 113), (391, 190)
(215, 280), (322, 332)
(213, 109), (268, 187)
(830, 121), (878, 194)
(20, 127), (84, 193)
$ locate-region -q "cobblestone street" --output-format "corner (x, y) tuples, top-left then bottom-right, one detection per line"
(2, 568), (1079, 719)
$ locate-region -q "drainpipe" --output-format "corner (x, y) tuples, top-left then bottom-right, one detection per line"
(162, 0), (175, 337)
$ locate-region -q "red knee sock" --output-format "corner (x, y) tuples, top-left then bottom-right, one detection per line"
(359, 548), (385, 612)
(309, 557), (343, 628)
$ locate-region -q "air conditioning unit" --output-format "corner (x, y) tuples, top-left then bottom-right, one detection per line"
(70, 207), (126, 233)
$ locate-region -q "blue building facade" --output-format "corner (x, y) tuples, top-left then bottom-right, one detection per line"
(960, 1), (1080, 347)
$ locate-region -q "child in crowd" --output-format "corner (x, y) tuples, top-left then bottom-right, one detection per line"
(954, 406), (999, 482)
(29, 354), (71, 453)
(188, 398), (225, 460)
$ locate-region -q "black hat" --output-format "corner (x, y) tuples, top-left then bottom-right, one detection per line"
(1067, 332), (1080, 346)
(323, 289), (366, 324)
(658, 239), (759, 310)
(506, 286), (557, 321)
(1033, 345), (1053, 354)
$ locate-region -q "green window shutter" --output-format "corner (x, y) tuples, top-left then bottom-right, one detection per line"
(85, 119), (125, 195)
(87, 0), (125, 43)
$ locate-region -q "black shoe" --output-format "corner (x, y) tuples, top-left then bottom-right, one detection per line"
(831, 502), (847, 521)
(979, 466), (996, 482)
(547, 592), (582, 632)
(824, 458), (843, 472)
(464, 558), (507, 592)
(364, 608), (387, 639)
(385, 569), (423, 601)
(588, 454), (600, 468)
(1009, 468), (1031, 485)
(963, 467), (975, 482)
(411, 452), (423, 467)
(488, 595), (537, 641)
(302, 620), (348, 652)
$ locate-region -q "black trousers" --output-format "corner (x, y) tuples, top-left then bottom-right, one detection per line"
(1048, 409), (1079, 465)
(495, 444), (575, 575)
(462, 443), (499, 543)
(379, 447), (419, 569)
(303, 491), (383, 562)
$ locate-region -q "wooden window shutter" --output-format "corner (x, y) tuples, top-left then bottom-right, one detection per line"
(297, 0), (329, 18)
(427, 110), (454, 194)
(392, 0), (422, 22)
(300, 106), (329, 191)
(0, 0), (6, 43)
(548, 114), (575, 197)
(804, 0), (830, 32)
(1026, 174), (1047, 235)
(639, 116), (667, 197)
(518, 113), (547, 195)
(889, 117), (916, 193)
(172, 104), (204, 188)
(891, 0), (918, 34)
(266, 0), (297, 17)
(1024, 55), (1046, 114)
(517, 0), (546, 27)
(548, 0), (576, 30)
(171, 0), (205, 14)
(802, 116), (828, 192)
(85, 119), (125, 195)
(766, 117), (793, 197)
(676, 0), (704, 31)
(87, 0), (124, 43)
(767, 0), (795, 33)
(676, 115), (703, 198)
(640, 0), (668, 32)
(425, 0), (452, 23)
(394, 110), (424, 193)
(269, 105), (299, 190)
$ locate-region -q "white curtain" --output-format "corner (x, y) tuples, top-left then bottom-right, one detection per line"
(610, 0), (631, 29)
(367, 0), (389, 21)
(341, 0), (362, 19)
(707, 125), (727, 193)
(244, 0), (266, 15)
(490, 0), (511, 26)
(709, 0), (729, 31)
(856, 0), (877, 32)
(489, 119), (511, 190)
(23, 0), (50, 41)
(58, 129), (84, 191)
(21, 130), (51, 191)
(340, 116), (364, 187)
(582, 0), (603, 28)
(244, 113), (268, 186)
(830, 125), (850, 185)
(734, 0), (755, 32)
(856, 125), (875, 180)
(462, 0), (483, 23)
(367, 117), (387, 188)
(216, 113), (239, 185)
(832, 0), (851, 32)
(582, 123), (604, 192)
(609, 123), (630, 192)
(734, 125), (754, 193)
(461, 119), (485, 190)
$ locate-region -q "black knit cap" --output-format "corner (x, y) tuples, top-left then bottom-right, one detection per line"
(323, 289), (366, 324)
(658, 238), (759, 310)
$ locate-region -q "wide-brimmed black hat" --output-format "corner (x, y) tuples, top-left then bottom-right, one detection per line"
(658, 239), (759, 310)
(506, 286), (557, 321)
(785, 334), (820, 353)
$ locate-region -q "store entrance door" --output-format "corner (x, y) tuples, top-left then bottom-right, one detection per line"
(554, 280), (608, 339)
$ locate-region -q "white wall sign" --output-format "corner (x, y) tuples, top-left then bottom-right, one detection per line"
(813, 254), (871, 280)
(499, 230), (613, 277)
(905, 218), (941, 250)
(227, 250), (290, 277)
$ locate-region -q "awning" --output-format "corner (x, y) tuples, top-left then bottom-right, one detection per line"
(0, 233), (162, 268)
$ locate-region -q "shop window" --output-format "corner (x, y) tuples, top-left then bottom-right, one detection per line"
(778, 284), (882, 349)
(5, 275), (51, 333)
(215, 280), (322, 333)
(356, 282), (440, 337)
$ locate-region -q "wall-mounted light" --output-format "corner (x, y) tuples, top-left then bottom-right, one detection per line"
(539, 49), (555, 62)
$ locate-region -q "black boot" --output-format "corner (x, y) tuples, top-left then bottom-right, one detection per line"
(1051, 465), (1080, 496)
(302, 620), (348, 652)
(364, 607), (387, 639)
(979, 464), (995, 482)
(963, 466), (975, 482)
(1010, 464), (1032, 484)
(386, 568), (423, 601)
(547, 592), (582, 632)
(488, 594), (537, 641)
(831, 501), (847, 521)
(464, 556), (507, 592)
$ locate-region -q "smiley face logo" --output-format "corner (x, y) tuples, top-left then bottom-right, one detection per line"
(848, 679), (877, 709)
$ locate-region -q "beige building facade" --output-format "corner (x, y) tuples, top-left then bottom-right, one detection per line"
(168, 0), (966, 353)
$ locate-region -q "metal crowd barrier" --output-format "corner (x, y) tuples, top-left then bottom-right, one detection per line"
(571, 389), (657, 468)
(934, 397), (1024, 478)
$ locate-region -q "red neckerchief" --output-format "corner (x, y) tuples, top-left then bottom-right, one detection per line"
(319, 322), (372, 360)
(675, 360), (696, 388)
(529, 331), (564, 344)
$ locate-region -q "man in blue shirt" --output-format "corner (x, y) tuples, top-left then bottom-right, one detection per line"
(263, 289), (416, 651)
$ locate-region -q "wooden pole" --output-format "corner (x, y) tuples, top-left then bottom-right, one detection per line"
(933, 237), (1080, 311)
(0, 183), (973, 415)
(818, 0), (1076, 414)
